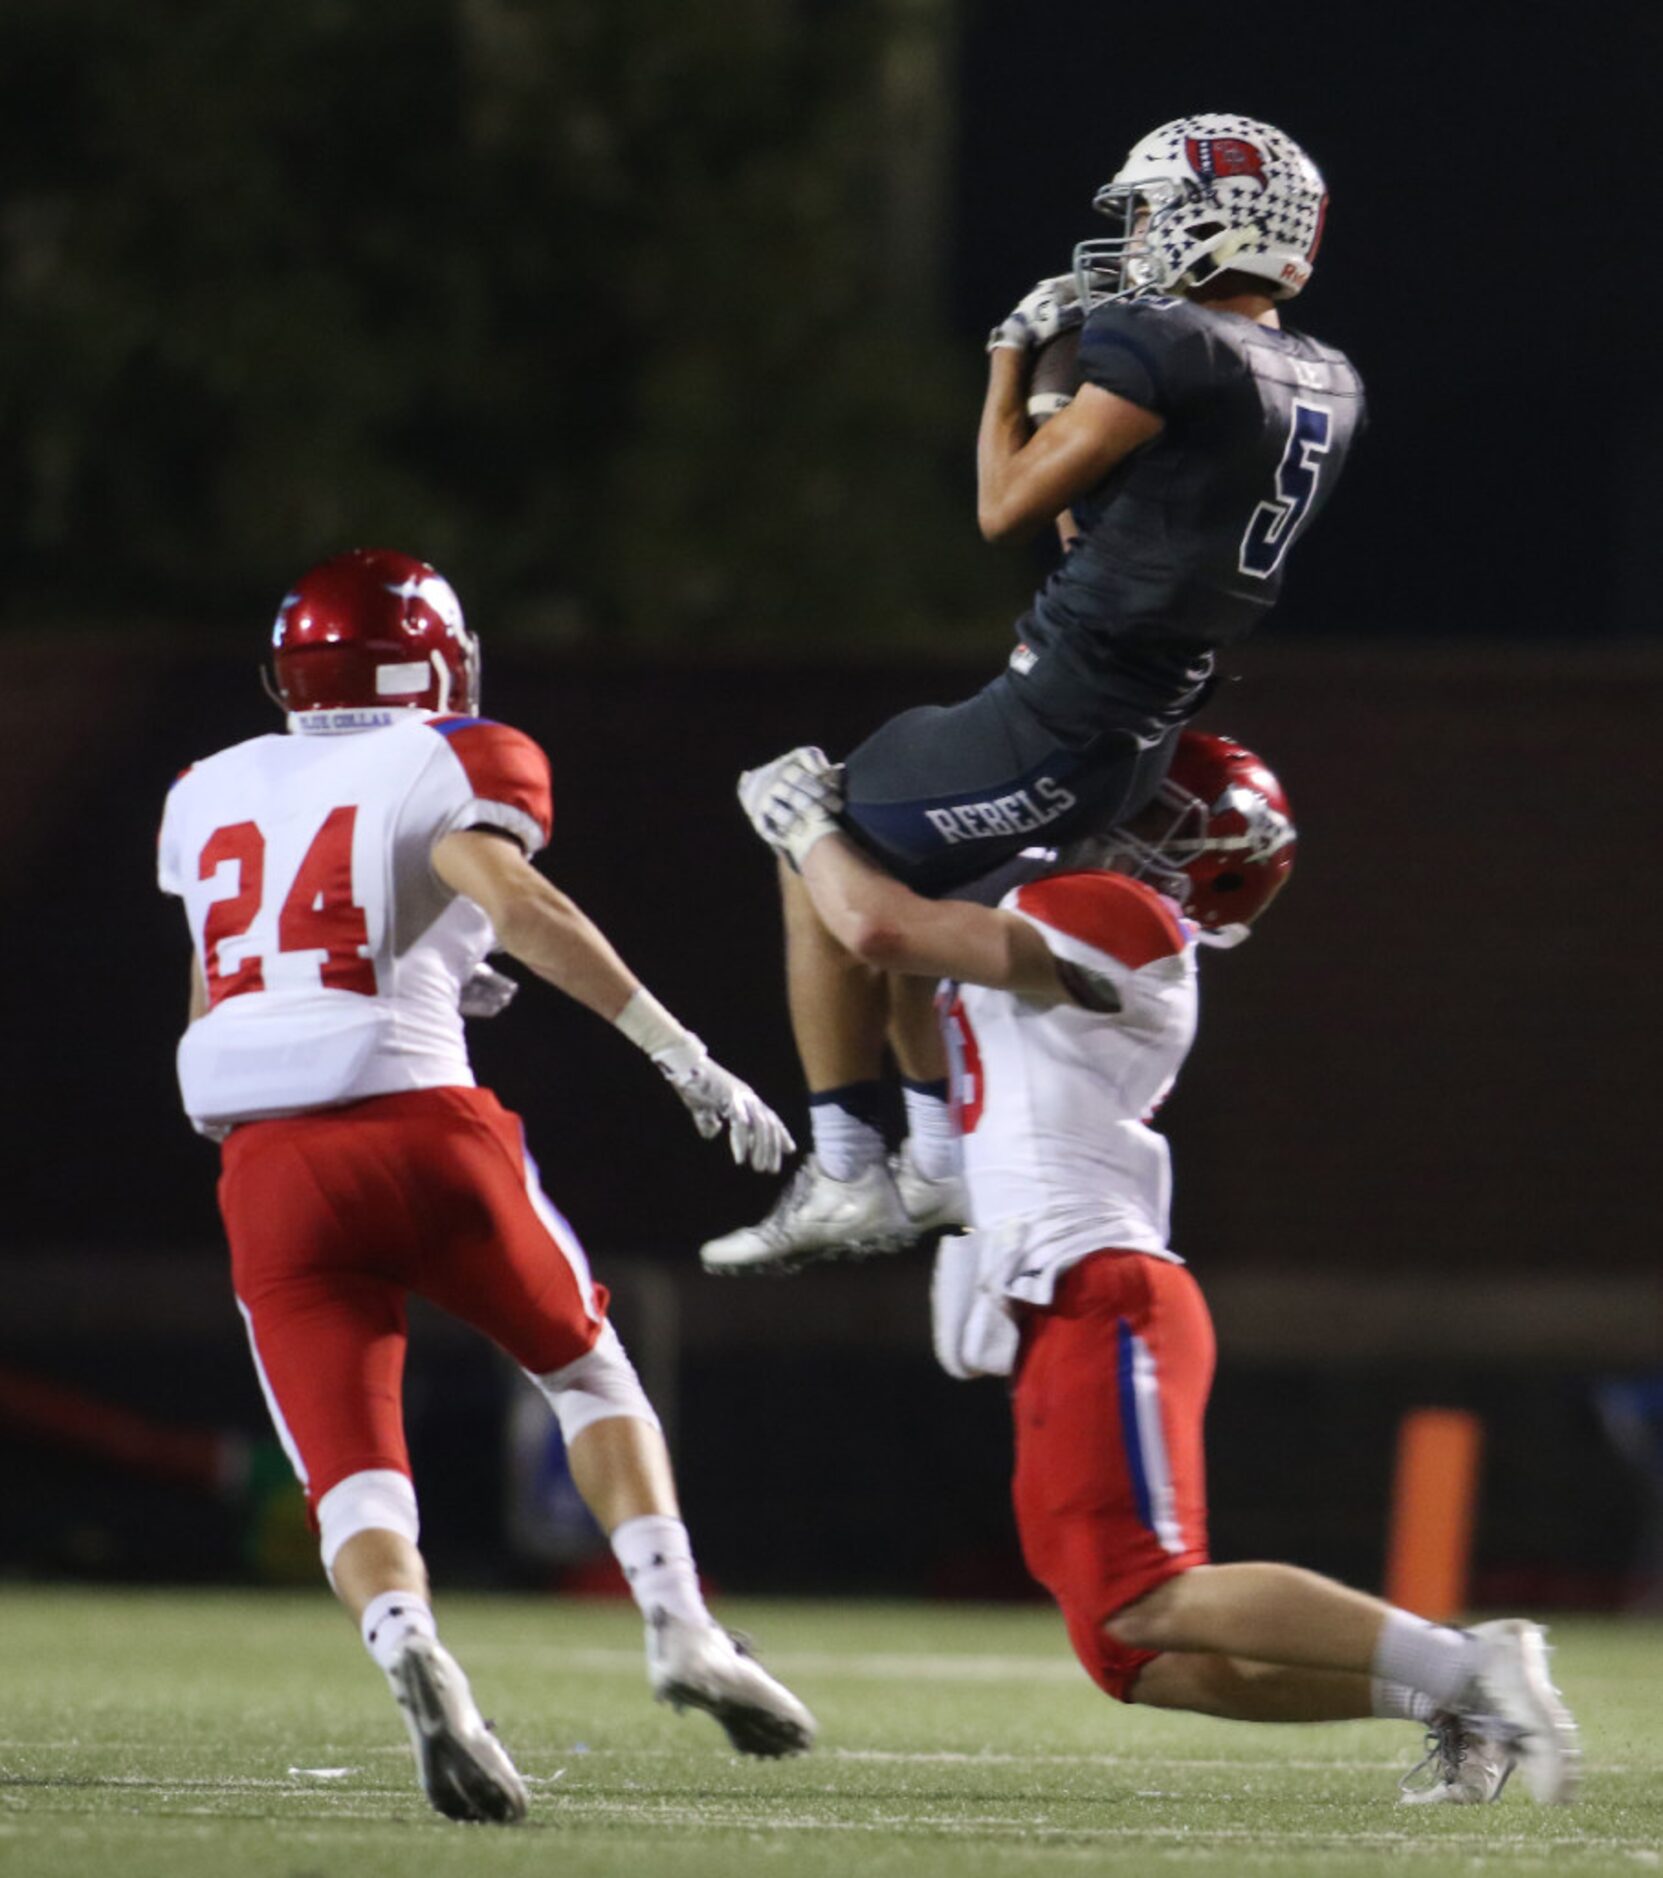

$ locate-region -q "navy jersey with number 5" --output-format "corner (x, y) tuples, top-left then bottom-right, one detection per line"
(1010, 295), (1365, 743)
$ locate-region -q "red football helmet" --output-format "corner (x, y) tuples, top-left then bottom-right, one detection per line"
(270, 548), (480, 719)
(1079, 731), (1297, 943)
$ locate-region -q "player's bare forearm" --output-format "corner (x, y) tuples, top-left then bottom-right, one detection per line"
(432, 829), (639, 1022)
(490, 884), (640, 1020)
(978, 373), (1164, 543)
(435, 829), (793, 1172)
(975, 349), (1035, 539)
(798, 835), (1061, 1002)
(188, 958), (207, 1024)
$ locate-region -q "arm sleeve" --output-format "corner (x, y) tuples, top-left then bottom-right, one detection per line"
(1076, 299), (1216, 418)
(427, 718), (554, 856)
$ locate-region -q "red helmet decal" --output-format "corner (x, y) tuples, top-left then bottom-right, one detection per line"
(1184, 135), (1267, 190)
(1307, 190), (1330, 261)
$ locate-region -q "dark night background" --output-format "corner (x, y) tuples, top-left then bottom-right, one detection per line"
(0, 1), (1657, 1601)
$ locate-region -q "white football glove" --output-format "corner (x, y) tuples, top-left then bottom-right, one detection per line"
(649, 1036), (795, 1173)
(459, 962), (520, 1019)
(987, 273), (1084, 354)
(738, 745), (845, 871)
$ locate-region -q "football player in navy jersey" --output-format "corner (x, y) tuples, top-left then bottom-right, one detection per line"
(703, 114), (1367, 1275)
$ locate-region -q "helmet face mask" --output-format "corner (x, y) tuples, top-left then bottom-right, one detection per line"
(1074, 114), (1329, 311)
(270, 548), (480, 728)
(1060, 731), (1297, 945)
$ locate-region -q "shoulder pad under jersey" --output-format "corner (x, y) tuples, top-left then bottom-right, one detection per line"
(428, 716), (554, 852)
(1013, 871), (1188, 971)
(1076, 295), (1228, 415)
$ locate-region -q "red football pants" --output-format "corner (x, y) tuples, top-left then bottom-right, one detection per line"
(1012, 1251), (1215, 1701)
(219, 1085), (608, 1514)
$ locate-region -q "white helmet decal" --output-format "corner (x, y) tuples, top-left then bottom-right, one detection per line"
(385, 573), (465, 636)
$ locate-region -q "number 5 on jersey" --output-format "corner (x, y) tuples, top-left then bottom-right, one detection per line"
(1239, 400), (1332, 579)
(199, 806), (375, 1007)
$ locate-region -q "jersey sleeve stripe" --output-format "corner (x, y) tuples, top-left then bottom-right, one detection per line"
(441, 797), (548, 858)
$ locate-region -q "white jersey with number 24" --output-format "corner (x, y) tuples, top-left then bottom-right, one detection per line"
(157, 711), (553, 1135)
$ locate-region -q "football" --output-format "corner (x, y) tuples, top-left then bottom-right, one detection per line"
(1027, 328), (1082, 427)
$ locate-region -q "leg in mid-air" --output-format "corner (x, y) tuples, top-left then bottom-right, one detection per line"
(704, 691), (1170, 1274)
(884, 970), (967, 1227)
(702, 866), (966, 1273)
(528, 1335), (817, 1758)
(401, 1102), (817, 1761)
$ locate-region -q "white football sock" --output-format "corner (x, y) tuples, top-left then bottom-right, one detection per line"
(1371, 1678), (1439, 1722)
(1371, 1609), (1483, 1711)
(901, 1080), (960, 1182)
(808, 1096), (886, 1181)
(361, 1589), (437, 1675)
(611, 1514), (709, 1628)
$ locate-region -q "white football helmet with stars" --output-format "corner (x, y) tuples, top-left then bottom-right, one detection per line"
(1074, 114), (1329, 308)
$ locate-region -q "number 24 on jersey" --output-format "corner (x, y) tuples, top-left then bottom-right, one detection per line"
(199, 806), (374, 1007)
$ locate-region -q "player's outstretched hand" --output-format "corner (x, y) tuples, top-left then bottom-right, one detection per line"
(987, 273), (1083, 354)
(738, 746), (844, 872)
(649, 1036), (795, 1173)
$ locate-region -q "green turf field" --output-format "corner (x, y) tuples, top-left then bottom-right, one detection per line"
(2, 1590), (1658, 1877)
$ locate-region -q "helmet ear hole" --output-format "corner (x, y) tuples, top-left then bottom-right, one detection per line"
(1211, 871), (1245, 895)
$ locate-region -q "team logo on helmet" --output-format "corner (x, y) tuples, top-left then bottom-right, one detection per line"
(1212, 784), (1294, 859)
(386, 572), (464, 636)
(1184, 136), (1267, 190)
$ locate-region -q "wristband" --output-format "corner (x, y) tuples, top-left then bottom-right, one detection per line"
(614, 987), (695, 1058)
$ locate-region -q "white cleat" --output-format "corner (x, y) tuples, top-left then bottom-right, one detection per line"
(646, 1611), (817, 1756)
(892, 1144), (968, 1237)
(389, 1635), (528, 1825)
(1457, 1619), (1581, 1805)
(700, 1157), (911, 1274)
(1399, 1711), (1516, 1804)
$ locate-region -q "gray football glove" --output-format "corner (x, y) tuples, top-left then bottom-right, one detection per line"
(738, 745), (845, 871)
(649, 1036), (795, 1173)
(987, 273), (1084, 354)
